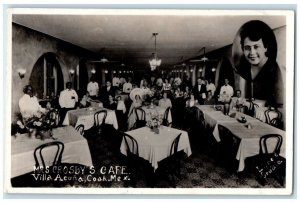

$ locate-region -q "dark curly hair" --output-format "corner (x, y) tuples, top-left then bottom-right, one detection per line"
(23, 85), (34, 94)
(240, 20), (277, 60)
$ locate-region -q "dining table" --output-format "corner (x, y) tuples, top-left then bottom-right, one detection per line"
(127, 105), (172, 130)
(11, 126), (93, 178)
(120, 126), (192, 171)
(217, 122), (286, 172)
(62, 107), (118, 130)
(196, 105), (261, 142)
(196, 105), (286, 172)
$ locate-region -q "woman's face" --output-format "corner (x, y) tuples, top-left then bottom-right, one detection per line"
(135, 95), (140, 100)
(109, 95), (113, 101)
(243, 37), (268, 66)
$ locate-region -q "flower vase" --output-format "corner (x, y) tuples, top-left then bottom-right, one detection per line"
(28, 128), (37, 138)
(37, 129), (53, 140)
(151, 126), (160, 134)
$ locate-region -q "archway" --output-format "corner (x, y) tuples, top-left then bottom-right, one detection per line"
(29, 53), (64, 99)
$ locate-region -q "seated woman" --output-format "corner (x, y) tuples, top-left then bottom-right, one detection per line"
(204, 90), (216, 105)
(116, 95), (126, 114)
(79, 92), (92, 108)
(19, 85), (47, 122)
(128, 94), (143, 117)
(185, 93), (199, 108)
(104, 94), (117, 110)
(159, 92), (172, 109)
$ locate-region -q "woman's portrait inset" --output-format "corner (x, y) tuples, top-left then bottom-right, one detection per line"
(232, 20), (284, 107)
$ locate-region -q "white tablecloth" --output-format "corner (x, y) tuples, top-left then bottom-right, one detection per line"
(195, 105), (260, 142)
(128, 105), (172, 130)
(120, 126), (191, 171)
(63, 107), (118, 130)
(217, 122), (286, 172)
(11, 126), (93, 178)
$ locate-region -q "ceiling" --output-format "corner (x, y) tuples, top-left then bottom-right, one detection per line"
(12, 12), (286, 69)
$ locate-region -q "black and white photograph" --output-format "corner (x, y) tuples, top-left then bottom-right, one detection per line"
(4, 8), (294, 195)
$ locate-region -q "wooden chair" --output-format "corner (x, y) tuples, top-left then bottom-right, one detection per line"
(245, 134), (285, 186)
(133, 107), (146, 129)
(123, 133), (153, 187)
(34, 141), (65, 170)
(75, 124), (85, 136)
(264, 108), (283, 129)
(94, 109), (108, 127)
(162, 107), (172, 126)
(157, 133), (187, 187)
(11, 141), (65, 187)
(245, 101), (259, 117)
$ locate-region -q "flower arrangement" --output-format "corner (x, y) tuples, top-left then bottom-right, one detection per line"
(15, 109), (59, 139)
(146, 110), (163, 134)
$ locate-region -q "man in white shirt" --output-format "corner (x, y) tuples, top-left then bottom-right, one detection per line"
(219, 78), (234, 99)
(123, 77), (133, 93)
(230, 90), (246, 112)
(19, 85), (46, 120)
(112, 74), (120, 88)
(87, 76), (99, 100)
(59, 82), (78, 125)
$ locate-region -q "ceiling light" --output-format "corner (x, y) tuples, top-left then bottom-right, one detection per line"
(149, 33), (161, 71)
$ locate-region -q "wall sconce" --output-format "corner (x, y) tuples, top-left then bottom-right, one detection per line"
(211, 67), (216, 72)
(18, 68), (26, 79)
(198, 68), (203, 72)
(69, 69), (75, 76)
(91, 69), (96, 74)
(104, 70), (108, 74)
(119, 70), (122, 74)
(113, 70), (116, 74)
(190, 69), (193, 73)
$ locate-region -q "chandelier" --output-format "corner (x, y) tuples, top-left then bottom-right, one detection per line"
(149, 33), (161, 71)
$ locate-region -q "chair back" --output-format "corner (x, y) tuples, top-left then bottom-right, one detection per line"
(134, 107), (146, 128)
(162, 107), (171, 126)
(259, 134), (283, 155)
(34, 141), (64, 169)
(75, 124), (85, 136)
(264, 108), (283, 129)
(247, 101), (259, 117)
(94, 110), (108, 126)
(123, 133), (139, 156)
(169, 133), (182, 156)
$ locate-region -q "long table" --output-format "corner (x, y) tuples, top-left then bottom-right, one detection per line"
(62, 107), (118, 130)
(11, 126), (93, 178)
(196, 105), (286, 172)
(196, 105), (260, 142)
(120, 126), (191, 171)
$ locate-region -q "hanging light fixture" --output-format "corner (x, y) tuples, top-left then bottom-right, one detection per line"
(149, 33), (161, 71)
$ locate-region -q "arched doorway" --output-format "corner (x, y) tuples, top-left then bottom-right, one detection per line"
(29, 53), (64, 99)
(215, 57), (235, 95)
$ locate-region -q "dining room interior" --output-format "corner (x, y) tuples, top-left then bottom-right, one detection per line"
(9, 11), (290, 189)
